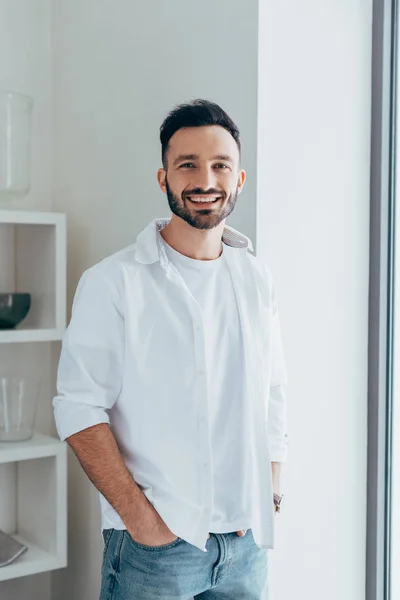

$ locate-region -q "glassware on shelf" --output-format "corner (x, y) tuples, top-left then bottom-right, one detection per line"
(0, 92), (33, 202)
(0, 377), (40, 442)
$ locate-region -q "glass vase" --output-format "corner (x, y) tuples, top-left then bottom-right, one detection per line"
(0, 92), (33, 202)
(0, 377), (40, 442)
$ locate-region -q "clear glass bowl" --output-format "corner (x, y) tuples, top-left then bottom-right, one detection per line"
(0, 377), (40, 442)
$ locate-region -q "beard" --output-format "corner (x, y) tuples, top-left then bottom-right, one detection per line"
(165, 178), (239, 230)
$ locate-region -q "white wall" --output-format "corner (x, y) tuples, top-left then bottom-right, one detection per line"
(257, 2), (372, 599)
(0, 1), (53, 600)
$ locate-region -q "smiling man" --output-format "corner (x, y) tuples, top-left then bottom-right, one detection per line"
(53, 99), (288, 600)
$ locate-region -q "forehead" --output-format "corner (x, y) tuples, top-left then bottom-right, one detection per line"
(168, 125), (239, 162)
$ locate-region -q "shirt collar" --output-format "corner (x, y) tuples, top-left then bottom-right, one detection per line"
(134, 218), (253, 265)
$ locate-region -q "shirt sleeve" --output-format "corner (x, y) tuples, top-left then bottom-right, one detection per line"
(53, 268), (124, 442)
(267, 280), (289, 463)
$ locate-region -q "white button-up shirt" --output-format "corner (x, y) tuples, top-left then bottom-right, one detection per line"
(53, 218), (288, 552)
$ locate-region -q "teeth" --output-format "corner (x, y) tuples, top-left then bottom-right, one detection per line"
(188, 196), (219, 203)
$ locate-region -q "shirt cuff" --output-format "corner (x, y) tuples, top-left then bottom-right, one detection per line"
(53, 400), (110, 442)
(268, 434), (289, 463)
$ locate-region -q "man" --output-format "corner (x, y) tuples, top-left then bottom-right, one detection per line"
(53, 99), (288, 600)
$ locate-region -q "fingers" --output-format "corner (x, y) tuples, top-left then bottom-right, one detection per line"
(208, 530), (247, 539)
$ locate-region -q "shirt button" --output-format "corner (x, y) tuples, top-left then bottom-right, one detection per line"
(198, 370), (205, 377)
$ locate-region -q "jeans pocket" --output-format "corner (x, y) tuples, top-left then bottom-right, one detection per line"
(124, 530), (182, 552)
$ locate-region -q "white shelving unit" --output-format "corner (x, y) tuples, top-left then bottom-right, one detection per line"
(0, 210), (68, 582)
(0, 210), (66, 343)
(0, 434), (67, 582)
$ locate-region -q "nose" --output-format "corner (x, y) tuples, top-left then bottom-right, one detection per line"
(193, 167), (218, 193)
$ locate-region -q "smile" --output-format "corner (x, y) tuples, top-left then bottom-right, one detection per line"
(186, 196), (222, 204)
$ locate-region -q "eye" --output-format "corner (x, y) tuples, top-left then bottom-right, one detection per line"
(214, 163), (229, 169)
(180, 163), (195, 168)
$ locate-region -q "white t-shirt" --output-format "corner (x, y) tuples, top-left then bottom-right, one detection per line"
(163, 239), (252, 533)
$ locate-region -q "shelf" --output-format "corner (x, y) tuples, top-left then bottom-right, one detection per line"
(0, 210), (66, 343)
(0, 434), (67, 581)
(0, 210), (65, 226)
(0, 327), (64, 344)
(0, 534), (66, 582)
(0, 433), (65, 464)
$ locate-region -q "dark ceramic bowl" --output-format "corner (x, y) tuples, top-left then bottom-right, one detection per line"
(0, 293), (31, 329)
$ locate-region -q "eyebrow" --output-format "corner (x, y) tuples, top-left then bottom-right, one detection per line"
(172, 154), (235, 166)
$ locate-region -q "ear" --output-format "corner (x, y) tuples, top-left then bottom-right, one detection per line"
(157, 168), (167, 194)
(237, 169), (246, 194)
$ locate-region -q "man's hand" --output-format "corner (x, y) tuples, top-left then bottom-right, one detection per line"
(128, 509), (178, 547)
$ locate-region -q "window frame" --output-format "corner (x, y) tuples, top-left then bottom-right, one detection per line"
(367, 1), (398, 599)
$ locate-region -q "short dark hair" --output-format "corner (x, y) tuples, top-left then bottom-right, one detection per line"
(159, 99), (241, 168)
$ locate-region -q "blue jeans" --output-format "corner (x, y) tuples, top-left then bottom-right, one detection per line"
(100, 528), (269, 599)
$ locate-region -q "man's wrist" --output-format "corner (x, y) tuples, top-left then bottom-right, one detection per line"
(123, 486), (160, 533)
(271, 461), (282, 495)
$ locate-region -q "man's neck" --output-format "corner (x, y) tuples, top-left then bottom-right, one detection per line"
(160, 216), (225, 261)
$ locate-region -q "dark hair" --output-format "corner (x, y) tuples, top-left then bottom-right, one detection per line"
(159, 99), (241, 168)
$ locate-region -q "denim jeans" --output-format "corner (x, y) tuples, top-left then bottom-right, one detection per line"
(100, 528), (269, 599)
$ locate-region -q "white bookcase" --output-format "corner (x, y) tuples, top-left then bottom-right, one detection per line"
(0, 210), (68, 582)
